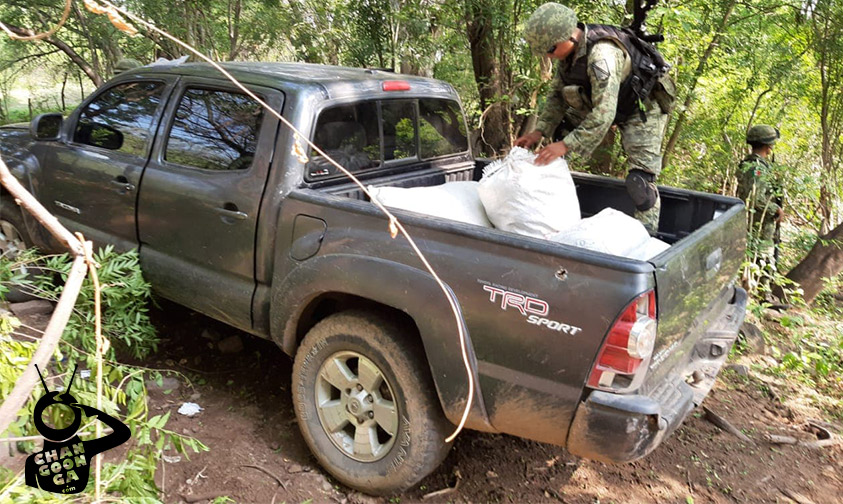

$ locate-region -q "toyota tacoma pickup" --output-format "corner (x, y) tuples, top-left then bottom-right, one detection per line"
(0, 62), (747, 494)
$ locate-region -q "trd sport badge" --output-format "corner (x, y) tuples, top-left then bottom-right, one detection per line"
(24, 365), (130, 494)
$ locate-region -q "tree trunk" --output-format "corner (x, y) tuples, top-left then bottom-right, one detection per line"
(60, 72), (68, 111)
(228, 0), (242, 61)
(78, 71), (85, 101)
(785, 222), (843, 303)
(4, 24), (102, 86)
(662, 0), (737, 168)
(465, 1), (509, 156)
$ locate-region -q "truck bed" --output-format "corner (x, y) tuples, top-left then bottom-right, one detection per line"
(276, 160), (745, 454)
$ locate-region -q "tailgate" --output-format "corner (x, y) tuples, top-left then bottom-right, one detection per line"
(646, 200), (746, 384)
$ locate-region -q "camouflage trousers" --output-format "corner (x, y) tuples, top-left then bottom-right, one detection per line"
(750, 220), (777, 268)
(617, 105), (670, 234)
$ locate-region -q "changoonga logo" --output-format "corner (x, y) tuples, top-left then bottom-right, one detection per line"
(24, 364), (131, 495)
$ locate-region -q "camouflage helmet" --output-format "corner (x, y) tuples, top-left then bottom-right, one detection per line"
(746, 124), (779, 145)
(524, 3), (578, 58)
(114, 58), (141, 75)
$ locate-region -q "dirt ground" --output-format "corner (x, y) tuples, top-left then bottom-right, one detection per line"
(6, 301), (843, 503)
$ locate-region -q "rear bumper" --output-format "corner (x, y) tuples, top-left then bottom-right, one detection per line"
(566, 287), (747, 463)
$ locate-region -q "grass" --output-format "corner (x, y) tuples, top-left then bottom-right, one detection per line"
(736, 280), (843, 419)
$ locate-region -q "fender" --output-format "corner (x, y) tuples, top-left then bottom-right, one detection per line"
(0, 138), (59, 251)
(270, 253), (493, 431)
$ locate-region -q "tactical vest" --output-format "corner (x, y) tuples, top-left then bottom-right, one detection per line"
(561, 24), (670, 123)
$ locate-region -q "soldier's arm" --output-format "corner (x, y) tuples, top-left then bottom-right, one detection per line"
(742, 162), (781, 216)
(562, 42), (625, 157)
(534, 71), (567, 138)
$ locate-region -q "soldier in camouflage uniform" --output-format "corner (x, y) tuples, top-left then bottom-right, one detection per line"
(516, 3), (673, 234)
(736, 125), (783, 268)
(113, 58), (141, 76)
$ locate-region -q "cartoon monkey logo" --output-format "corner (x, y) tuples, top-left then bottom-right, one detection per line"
(24, 365), (130, 494)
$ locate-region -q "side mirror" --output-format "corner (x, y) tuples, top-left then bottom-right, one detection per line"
(30, 113), (63, 141)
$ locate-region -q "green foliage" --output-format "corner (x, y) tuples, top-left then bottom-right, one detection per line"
(0, 248), (206, 502)
(4, 246), (159, 359)
(755, 277), (843, 417)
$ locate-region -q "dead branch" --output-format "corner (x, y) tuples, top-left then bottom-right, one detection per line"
(0, 0), (72, 41)
(767, 434), (798, 445)
(703, 407), (753, 443)
(1, 428), (112, 443)
(779, 487), (817, 504)
(240, 464), (288, 490)
(0, 254), (87, 435)
(799, 438), (840, 450)
(423, 469), (462, 500)
(0, 158), (83, 255)
(180, 491), (230, 503)
(0, 156), (89, 439)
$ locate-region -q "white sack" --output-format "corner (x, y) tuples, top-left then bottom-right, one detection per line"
(367, 181), (493, 227)
(629, 237), (671, 261)
(477, 146), (580, 238)
(549, 208), (650, 257)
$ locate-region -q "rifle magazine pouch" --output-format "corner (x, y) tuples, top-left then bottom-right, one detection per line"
(652, 74), (676, 114)
(562, 85), (591, 111)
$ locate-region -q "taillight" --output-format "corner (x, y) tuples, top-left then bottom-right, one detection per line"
(382, 80), (410, 91)
(587, 290), (657, 392)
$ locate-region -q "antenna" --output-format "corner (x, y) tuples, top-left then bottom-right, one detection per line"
(34, 364), (50, 393)
(65, 364), (78, 394)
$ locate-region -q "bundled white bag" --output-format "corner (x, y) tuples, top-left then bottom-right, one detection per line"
(367, 181), (493, 227)
(549, 208), (650, 257)
(630, 237), (671, 260)
(477, 147), (580, 238)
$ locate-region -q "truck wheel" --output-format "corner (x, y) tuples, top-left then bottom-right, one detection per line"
(0, 204), (32, 257)
(292, 310), (453, 495)
(0, 204), (40, 302)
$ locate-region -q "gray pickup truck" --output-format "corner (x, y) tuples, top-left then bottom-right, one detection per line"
(0, 63), (747, 495)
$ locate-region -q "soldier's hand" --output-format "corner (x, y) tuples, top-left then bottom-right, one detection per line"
(514, 130), (543, 149)
(535, 141), (569, 165)
(775, 207), (784, 222)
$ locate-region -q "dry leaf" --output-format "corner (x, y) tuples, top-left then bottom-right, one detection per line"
(83, 0), (108, 15)
(389, 219), (398, 239)
(107, 9), (139, 37)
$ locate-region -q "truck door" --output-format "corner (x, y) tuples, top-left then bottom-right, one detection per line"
(136, 80), (282, 331)
(34, 79), (173, 250)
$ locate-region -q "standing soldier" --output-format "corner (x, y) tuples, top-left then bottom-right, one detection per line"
(113, 58), (141, 76)
(736, 125), (783, 270)
(516, 2), (674, 234)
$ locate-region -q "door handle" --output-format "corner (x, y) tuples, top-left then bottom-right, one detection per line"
(110, 177), (135, 192)
(213, 206), (248, 220)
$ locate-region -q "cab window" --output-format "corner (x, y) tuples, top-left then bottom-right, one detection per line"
(306, 97), (468, 182)
(73, 81), (165, 156)
(165, 88), (264, 171)
(418, 99), (468, 158)
(306, 102), (380, 180)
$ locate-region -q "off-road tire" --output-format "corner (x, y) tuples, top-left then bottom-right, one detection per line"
(0, 202), (33, 255)
(292, 310), (453, 495)
(0, 202), (42, 302)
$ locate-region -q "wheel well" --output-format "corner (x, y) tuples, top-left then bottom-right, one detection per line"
(293, 293), (422, 352)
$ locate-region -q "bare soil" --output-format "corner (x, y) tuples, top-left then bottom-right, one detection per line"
(7, 302), (843, 503)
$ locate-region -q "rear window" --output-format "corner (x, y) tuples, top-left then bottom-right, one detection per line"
(306, 98), (468, 181)
(419, 99), (468, 158)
